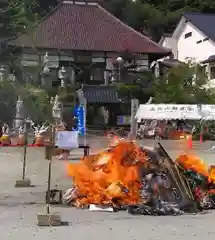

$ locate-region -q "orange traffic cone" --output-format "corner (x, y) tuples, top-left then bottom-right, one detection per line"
(187, 134), (193, 149)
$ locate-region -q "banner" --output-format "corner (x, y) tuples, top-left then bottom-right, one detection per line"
(135, 104), (215, 121)
(74, 105), (85, 136)
(117, 115), (130, 125)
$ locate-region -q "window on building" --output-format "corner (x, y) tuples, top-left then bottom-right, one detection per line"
(184, 32), (192, 39)
(59, 60), (71, 67)
(196, 40), (202, 44)
(203, 37), (209, 42)
(90, 68), (104, 81)
(210, 67), (215, 79)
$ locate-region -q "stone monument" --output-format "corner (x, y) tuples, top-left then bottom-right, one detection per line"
(52, 95), (63, 123)
(14, 96), (25, 129)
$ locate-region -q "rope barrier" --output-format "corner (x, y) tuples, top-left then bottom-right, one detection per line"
(0, 144), (44, 147)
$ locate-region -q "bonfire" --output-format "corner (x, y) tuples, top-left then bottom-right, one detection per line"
(68, 140), (147, 207)
(65, 132), (215, 215)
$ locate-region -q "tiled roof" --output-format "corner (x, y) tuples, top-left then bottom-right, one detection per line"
(77, 85), (121, 103)
(202, 55), (215, 64)
(9, 1), (170, 55)
(159, 59), (182, 68)
(184, 12), (215, 42)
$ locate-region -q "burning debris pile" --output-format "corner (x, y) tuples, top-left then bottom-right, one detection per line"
(66, 137), (215, 215)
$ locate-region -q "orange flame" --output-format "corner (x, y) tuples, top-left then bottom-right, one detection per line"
(176, 154), (215, 185)
(67, 140), (146, 206)
(67, 144), (215, 207)
(208, 165), (215, 184)
(176, 154), (209, 177)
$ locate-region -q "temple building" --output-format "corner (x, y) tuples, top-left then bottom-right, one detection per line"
(8, 0), (170, 87)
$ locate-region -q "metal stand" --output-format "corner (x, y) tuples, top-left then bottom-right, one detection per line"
(37, 125), (62, 226)
(15, 122), (31, 188)
(46, 126), (55, 214)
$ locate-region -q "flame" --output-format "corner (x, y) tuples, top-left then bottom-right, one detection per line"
(176, 154), (209, 177)
(176, 154), (215, 185)
(67, 140), (146, 206)
(67, 142), (215, 207)
(208, 166), (215, 184)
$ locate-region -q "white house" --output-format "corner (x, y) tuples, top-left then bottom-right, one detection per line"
(159, 12), (215, 81)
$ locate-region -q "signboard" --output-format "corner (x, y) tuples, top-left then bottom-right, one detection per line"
(135, 104), (215, 121)
(55, 131), (79, 149)
(74, 105), (86, 136)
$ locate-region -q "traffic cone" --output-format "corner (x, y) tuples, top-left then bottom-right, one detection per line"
(187, 134), (193, 149)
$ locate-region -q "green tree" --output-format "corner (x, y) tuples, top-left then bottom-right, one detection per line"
(23, 84), (52, 122)
(153, 62), (215, 104)
(103, 0), (215, 41)
(0, 76), (52, 123)
(6, 0), (40, 35)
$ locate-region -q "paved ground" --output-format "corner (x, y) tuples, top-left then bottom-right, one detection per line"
(0, 138), (215, 239)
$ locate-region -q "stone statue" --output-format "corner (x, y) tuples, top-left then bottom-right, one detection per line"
(52, 95), (63, 121)
(14, 96), (25, 129)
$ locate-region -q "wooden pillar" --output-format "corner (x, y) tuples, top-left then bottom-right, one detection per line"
(130, 98), (139, 139)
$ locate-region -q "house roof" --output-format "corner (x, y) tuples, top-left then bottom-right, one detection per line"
(202, 55), (215, 64)
(183, 12), (215, 42)
(159, 59), (182, 68)
(77, 85), (122, 103)
(9, 1), (170, 55)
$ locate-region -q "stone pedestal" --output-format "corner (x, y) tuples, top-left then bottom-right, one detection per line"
(15, 178), (31, 188)
(37, 213), (62, 226)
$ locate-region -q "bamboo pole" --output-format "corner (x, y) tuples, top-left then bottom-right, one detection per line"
(46, 125), (55, 214)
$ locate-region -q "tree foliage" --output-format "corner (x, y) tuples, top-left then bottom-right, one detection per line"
(102, 0), (215, 40)
(153, 62), (215, 104)
(6, 0), (39, 34)
(23, 84), (52, 122)
(0, 77), (52, 123)
(5, 0), (58, 35)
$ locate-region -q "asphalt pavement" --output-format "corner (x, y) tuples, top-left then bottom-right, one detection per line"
(0, 138), (215, 239)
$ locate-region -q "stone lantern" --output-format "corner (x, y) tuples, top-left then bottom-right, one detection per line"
(0, 65), (5, 82)
(58, 66), (66, 87)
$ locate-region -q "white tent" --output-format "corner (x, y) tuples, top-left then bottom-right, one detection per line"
(135, 104), (215, 122)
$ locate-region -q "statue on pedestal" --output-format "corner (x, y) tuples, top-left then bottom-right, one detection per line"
(14, 96), (25, 129)
(52, 95), (63, 123)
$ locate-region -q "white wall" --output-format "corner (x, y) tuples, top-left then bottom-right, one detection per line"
(161, 37), (178, 58)
(177, 21), (215, 62)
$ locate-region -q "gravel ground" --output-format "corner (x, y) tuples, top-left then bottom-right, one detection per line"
(0, 138), (215, 239)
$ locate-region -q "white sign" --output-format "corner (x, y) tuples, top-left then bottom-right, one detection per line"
(148, 130), (155, 136)
(135, 104), (215, 122)
(55, 131), (79, 149)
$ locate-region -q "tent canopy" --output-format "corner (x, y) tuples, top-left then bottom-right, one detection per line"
(135, 104), (215, 122)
